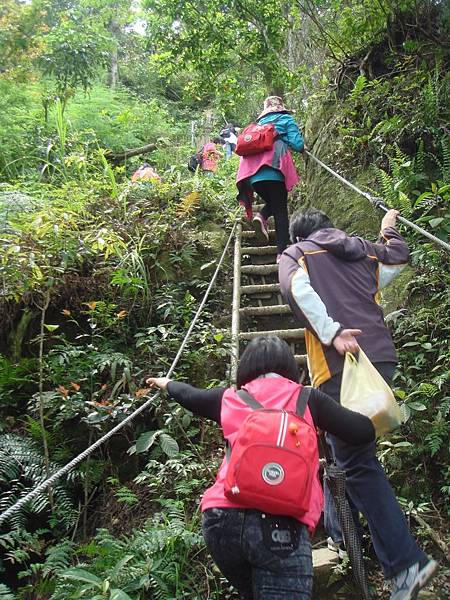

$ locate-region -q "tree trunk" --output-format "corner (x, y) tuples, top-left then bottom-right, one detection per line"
(109, 43), (119, 89)
(105, 142), (158, 162)
(8, 307), (36, 362)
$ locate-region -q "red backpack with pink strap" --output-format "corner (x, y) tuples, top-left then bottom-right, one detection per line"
(235, 122), (279, 156)
(224, 386), (318, 518)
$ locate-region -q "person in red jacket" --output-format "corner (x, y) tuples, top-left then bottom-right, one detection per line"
(201, 139), (222, 175)
(147, 335), (377, 600)
(131, 163), (161, 183)
(278, 208), (437, 600)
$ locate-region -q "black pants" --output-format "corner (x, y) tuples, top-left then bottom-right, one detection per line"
(252, 180), (289, 254)
(319, 362), (426, 578)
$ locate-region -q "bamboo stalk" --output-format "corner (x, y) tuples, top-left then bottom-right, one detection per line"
(230, 220), (242, 383)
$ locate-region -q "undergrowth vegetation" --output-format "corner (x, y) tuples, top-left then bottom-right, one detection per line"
(1, 0), (449, 597)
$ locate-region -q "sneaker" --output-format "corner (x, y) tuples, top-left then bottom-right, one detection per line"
(389, 558), (438, 600)
(326, 536), (347, 560)
(327, 536), (340, 553)
(252, 213), (269, 242)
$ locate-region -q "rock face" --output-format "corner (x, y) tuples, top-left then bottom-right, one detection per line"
(291, 109), (413, 315)
(0, 190), (38, 232)
(295, 103), (382, 239)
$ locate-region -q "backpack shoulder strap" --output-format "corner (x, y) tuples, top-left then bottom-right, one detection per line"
(296, 386), (312, 417)
(236, 389), (263, 410)
(225, 389), (262, 462)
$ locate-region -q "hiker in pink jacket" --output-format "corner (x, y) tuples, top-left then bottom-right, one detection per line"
(236, 97), (304, 262)
(201, 139), (222, 175)
(147, 335), (377, 599)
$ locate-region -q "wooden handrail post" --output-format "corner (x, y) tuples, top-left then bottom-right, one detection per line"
(230, 219), (242, 384)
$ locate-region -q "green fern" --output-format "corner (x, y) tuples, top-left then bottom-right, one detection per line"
(422, 74), (438, 125)
(0, 584), (16, 599)
(0, 434), (77, 530)
(43, 539), (75, 578)
(425, 430), (443, 456)
(396, 192), (412, 216)
(441, 137), (450, 181)
(376, 168), (397, 206)
(113, 486), (139, 506)
(415, 139), (425, 175)
(49, 501), (206, 599)
(349, 74), (367, 102)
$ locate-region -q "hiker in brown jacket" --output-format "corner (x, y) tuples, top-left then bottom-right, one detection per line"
(278, 208), (437, 600)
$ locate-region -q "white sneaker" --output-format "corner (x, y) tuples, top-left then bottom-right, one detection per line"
(252, 212), (269, 242)
(327, 536), (340, 552)
(326, 536), (348, 560)
(389, 558), (438, 600)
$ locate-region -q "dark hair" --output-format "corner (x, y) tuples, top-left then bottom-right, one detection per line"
(289, 208), (334, 242)
(212, 137), (223, 144)
(236, 336), (299, 388)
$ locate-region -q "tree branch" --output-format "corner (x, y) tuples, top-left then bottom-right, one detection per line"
(105, 143), (158, 162)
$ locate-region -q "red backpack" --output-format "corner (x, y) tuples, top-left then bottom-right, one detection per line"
(235, 122), (278, 156)
(224, 387), (318, 518)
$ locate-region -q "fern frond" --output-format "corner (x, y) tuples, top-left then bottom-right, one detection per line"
(0, 584), (16, 600)
(397, 192), (412, 216)
(441, 137), (450, 182)
(415, 139), (425, 175)
(422, 75), (438, 125)
(349, 75), (367, 102)
(376, 169), (396, 206)
(0, 434), (77, 530)
(176, 191), (201, 217)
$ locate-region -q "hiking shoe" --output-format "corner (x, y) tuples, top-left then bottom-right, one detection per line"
(252, 213), (269, 242)
(389, 558), (438, 600)
(327, 536), (347, 560)
(327, 536), (340, 552)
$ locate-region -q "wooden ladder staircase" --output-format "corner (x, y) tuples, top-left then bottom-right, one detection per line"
(230, 207), (307, 381)
(230, 209), (344, 589)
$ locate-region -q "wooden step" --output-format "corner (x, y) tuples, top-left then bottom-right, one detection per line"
(241, 264), (278, 275)
(242, 245), (277, 255)
(240, 283), (280, 295)
(242, 229), (276, 239)
(239, 328), (305, 340)
(240, 304), (291, 316)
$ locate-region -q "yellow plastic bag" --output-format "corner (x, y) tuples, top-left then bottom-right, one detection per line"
(341, 349), (402, 437)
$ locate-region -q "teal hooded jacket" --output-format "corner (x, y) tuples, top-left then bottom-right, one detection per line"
(249, 112), (304, 184)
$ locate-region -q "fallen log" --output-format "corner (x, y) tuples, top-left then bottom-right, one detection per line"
(105, 142), (158, 162)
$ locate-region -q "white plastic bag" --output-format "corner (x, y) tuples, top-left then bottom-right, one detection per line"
(341, 349), (402, 437)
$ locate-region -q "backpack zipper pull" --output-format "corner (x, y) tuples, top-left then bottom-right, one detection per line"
(288, 422), (299, 434)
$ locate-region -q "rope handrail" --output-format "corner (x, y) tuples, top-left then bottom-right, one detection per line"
(305, 150), (450, 254)
(0, 221), (238, 528)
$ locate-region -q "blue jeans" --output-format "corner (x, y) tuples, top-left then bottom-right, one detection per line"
(202, 508), (313, 599)
(320, 364), (426, 578)
(224, 142), (235, 159)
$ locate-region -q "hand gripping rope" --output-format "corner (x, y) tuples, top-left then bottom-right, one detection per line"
(0, 221), (237, 528)
(305, 150), (450, 254)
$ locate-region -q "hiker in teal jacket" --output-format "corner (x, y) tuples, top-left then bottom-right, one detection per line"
(248, 97), (304, 261)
